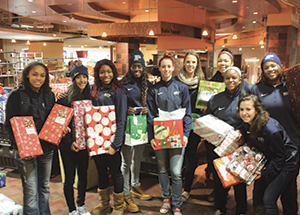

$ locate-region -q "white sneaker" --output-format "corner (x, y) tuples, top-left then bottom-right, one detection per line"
(159, 198), (171, 214)
(77, 205), (91, 215)
(69, 210), (80, 215)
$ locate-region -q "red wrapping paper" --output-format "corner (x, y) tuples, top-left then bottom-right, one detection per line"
(10, 116), (43, 159)
(39, 104), (74, 145)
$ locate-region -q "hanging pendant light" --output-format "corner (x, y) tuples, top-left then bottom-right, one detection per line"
(202, 29), (208, 36)
(26, 40), (30, 45)
(43, 42), (47, 46)
(11, 38), (16, 43)
(102, 32), (107, 37)
(149, 30), (154, 36)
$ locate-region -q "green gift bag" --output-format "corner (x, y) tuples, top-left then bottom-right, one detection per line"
(195, 80), (226, 109)
(125, 115), (148, 146)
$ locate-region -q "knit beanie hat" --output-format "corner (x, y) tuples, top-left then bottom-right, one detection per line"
(129, 50), (145, 68)
(70, 65), (89, 81)
(261, 52), (283, 71)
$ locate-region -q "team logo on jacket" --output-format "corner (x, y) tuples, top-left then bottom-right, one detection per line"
(174, 91), (180, 95)
(257, 137), (264, 142)
(283, 92), (289, 96)
(104, 93), (111, 97)
(158, 92), (163, 95)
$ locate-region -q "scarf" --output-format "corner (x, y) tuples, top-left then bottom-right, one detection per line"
(177, 68), (199, 89)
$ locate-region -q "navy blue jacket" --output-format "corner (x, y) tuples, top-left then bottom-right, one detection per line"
(147, 78), (192, 140)
(242, 117), (299, 184)
(250, 82), (300, 148)
(92, 86), (127, 150)
(206, 86), (246, 130)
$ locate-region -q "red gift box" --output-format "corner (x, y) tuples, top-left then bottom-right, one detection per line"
(39, 104), (74, 145)
(282, 63), (300, 122)
(85, 105), (116, 156)
(153, 118), (184, 150)
(72, 100), (92, 150)
(50, 83), (68, 98)
(10, 116), (43, 159)
(213, 153), (241, 188)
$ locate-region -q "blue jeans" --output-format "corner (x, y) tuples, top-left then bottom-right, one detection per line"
(253, 168), (299, 215)
(155, 148), (185, 210)
(15, 150), (53, 215)
(121, 144), (145, 196)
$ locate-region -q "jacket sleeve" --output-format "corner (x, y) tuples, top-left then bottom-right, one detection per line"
(110, 89), (127, 150)
(181, 85), (192, 137)
(4, 90), (21, 149)
(261, 131), (286, 184)
(147, 86), (157, 141)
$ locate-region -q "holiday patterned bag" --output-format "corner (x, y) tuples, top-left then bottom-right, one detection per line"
(214, 130), (241, 157)
(153, 118), (184, 150)
(10, 116), (43, 159)
(125, 115), (148, 146)
(85, 105), (116, 156)
(195, 80), (225, 109)
(282, 63), (300, 122)
(39, 104), (74, 145)
(72, 100), (92, 150)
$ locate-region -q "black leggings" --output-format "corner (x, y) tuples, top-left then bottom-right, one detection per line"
(93, 151), (124, 194)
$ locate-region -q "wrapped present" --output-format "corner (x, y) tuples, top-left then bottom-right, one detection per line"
(0, 101), (6, 123)
(195, 80), (225, 109)
(193, 114), (233, 146)
(10, 117), (43, 159)
(0, 172), (6, 188)
(50, 83), (69, 98)
(85, 105), (116, 156)
(0, 193), (23, 215)
(125, 115), (148, 146)
(214, 130), (241, 157)
(213, 153), (241, 188)
(282, 63), (300, 122)
(39, 104), (74, 145)
(191, 113), (201, 130)
(226, 146), (267, 184)
(72, 100), (92, 150)
(153, 118), (184, 150)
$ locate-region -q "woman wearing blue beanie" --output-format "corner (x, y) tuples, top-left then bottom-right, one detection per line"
(250, 52), (299, 214)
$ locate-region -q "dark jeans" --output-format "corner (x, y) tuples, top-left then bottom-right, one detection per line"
(207, 142), (247, 215)
(253, 168), (299, 215)
(93, 151), (124, 194)
(60, 148), (89, 212)
(184, 132), (202, 192)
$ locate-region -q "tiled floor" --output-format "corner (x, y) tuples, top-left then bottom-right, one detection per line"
(0, 163), (291, 215)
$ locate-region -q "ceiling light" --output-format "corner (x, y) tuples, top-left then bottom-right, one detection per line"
(222, 45), (225, 48)
(63, 20), (66, 23)
(28, 0), (33, 2)
(102, 32), (107, 37)
(122, 1), (126, 4)
(242, 26), (245, 28)
(253, 12), (258, 15)
(239, 47), (242, 51)
(202, 30), (208, 36)
(232, 0), (237, 3)
(145, 10), (149, 12)
(81, 45), (84, 48)
(108, 41), (112, 43)
(232, 34), (238, 39)
(26, 40), (30, 45)
(27, 35), (32, 39)
(32, 11), (36, 13)
(252, 21), (256, 23)
(149, 30), (154, 36)
(53, 34), (56, 37)
(259, 40), (264, 45)
(43, 42), (47, 46)
(99, 46), (102, 49)
(11, 38), (16, 43)
(260, 45), (264, 49)
(252, 47), (255, 50)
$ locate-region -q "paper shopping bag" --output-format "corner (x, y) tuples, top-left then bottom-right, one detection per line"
(125, 115), (148, 146)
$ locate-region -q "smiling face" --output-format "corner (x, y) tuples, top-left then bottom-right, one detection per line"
(239, 100), (257, 125)
(27, 65), (46, 92)
(130, 63), (143, 78)
(159, 58), (174, 82)
(184, 54), (198, 77)
(224, 69), (241, 94)
(75, 74), (88, 92)
(262, 61), (281, 85)
(217, 53), (233, 75)
(99, 64), (113, 87)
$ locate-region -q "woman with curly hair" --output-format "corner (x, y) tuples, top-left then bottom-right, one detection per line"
(90, 59), (127, 215)
(120, 50), (152, 213)
(238, 94), (299, 215)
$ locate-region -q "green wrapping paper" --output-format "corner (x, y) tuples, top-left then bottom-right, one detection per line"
(195, 80), (225, 109)
(125, 115), (148, 146)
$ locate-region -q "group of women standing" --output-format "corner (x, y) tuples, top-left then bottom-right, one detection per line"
(4, 47), (299, 215)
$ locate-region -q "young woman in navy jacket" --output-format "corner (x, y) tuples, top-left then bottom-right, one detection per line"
(147, 54), (192, 215)
(238, 94), (299, 215)
(57, 65), (91, 215)
(206, 66), (249, 215)
(90, 59), (127, 215)
(250, 53), (300, 214)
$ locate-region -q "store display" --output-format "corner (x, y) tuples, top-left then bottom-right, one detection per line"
(39, 104), (74, 145)
(195, 80), (225, 109)
(10, 116), (43, 159)
(72, 100), (92, 150)
(193, 114), (233, 146)
(125, 115), (148, 146)
(85, 105), (116, 156)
